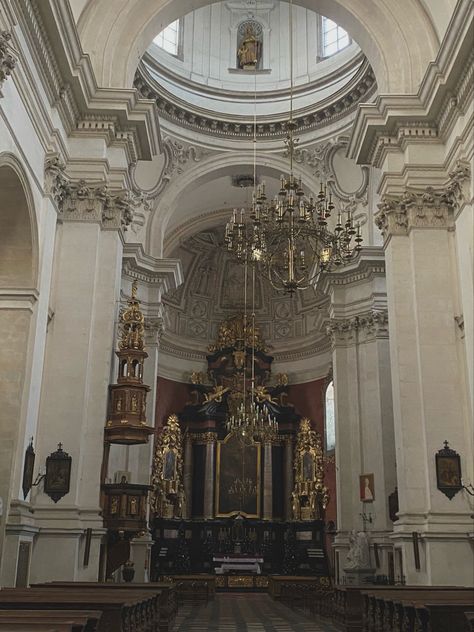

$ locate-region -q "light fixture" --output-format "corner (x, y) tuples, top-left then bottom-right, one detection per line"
(225, 0), (363, 294)
(225, 261), (278, 443)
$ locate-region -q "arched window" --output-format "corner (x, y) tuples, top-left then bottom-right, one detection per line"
(321, 17), (350, 58)
(154, 19), (182, 57)
(325, 380), (335, 452)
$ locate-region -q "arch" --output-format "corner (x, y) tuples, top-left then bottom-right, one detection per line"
(0, 154), (38, 288)
(77, 0), (440, 94)
(147, 150), (319, 257)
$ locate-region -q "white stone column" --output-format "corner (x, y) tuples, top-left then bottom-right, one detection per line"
(28, 169), (133, 583)
(263, 441), (273, 521)
(203, 434), (216, 519)
(323, 252), (397, 581)
(376, 192), (474, 585)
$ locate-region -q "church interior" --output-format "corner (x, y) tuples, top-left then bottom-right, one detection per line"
(0, 0), (473, 630)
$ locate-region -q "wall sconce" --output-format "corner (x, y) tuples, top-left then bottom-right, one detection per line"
(32, 443), (72, 503)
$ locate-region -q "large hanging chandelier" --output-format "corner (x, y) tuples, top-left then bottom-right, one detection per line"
(225, 1), (363, 295)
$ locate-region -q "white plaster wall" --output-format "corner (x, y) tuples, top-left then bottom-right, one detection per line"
(150, 2), (358, 93)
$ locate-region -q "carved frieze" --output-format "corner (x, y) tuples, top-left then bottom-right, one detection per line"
(0, 30), (17, 92)
(45, 154), (137, 231)
(134, 62), (376, 139)
(326, 310), (389, 347)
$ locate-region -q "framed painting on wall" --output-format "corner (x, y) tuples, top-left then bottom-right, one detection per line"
(359, 473), (375, 502)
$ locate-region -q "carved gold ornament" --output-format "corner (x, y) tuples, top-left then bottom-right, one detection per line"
(150, 414), (186, 517)
(292, 417), (329, 520)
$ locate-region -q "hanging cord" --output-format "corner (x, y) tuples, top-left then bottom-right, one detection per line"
(289, 0), (294, 173)
(253, 2), (258, 208)
(251, 263), (256, 405)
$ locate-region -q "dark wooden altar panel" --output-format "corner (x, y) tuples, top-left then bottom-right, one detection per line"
(216, 434), (261, 518)
(192, 444), (205, 518)
(272, 444), (284, 519)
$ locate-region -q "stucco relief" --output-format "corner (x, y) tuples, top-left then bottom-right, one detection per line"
(0, 30), (17, 92)
(161, 227), (328, 358)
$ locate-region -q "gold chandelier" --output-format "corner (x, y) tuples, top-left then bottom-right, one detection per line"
(225, 265), (278, 443)
(225, 0), (363, 295)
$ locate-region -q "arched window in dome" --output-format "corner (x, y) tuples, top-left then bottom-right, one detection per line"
(325, 380), (335, 452)
(321, 16), (350, 58)
(154, 19), (182, 57)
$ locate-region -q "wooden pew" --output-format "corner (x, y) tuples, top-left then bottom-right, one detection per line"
(361, 588), (474, 632)
(334, 585), (472, 632)
(0, 588), (157, 632)
(33, 582), (177, 632)
(465, 611), (474, 632)
(0, 609), (101, 632)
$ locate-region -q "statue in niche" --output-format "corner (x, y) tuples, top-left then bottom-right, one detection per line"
(237, 23), (261, 69)
(303, 452), (314, 481)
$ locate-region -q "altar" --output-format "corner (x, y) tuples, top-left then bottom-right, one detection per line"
(213, 555), (264, 575)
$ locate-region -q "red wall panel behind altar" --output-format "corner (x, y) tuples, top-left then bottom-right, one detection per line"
(154, 375), (337, 527)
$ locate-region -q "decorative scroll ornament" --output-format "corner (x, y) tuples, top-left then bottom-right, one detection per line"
(0, 30), (17, 91)
(119, 281), (145, 351)
(292, 418), (329, 520)
(150, 414), (186, 518)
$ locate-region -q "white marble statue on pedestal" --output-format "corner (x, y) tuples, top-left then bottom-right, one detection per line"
(345, 530), (371, 569)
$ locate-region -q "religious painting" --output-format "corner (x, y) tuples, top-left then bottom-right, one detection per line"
(435, 441), (462, 500)
(302, 452), (314, 481)
(44, 444), (72, 503)
(163, 449), (177, 481)
(216, 433), (261, 518)
(359, 473), (375, 502)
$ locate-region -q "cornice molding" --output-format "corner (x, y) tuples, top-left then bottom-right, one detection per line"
(348, 0), (474, 166)
(121, 243), (183, 294)
(318, 247), (386, 294)
(0, 29), (17, 94)
(134, 60), (376, 140)
(45, 154), (136, 231)
(375, 163), (470, 243)
(13, 0), (160, 160)
(326, 309), (389, 348)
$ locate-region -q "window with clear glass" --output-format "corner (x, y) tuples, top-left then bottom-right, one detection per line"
(325, 380), (335, 452)
(321, 17), (350, 57)
(154, 20), (181, 56)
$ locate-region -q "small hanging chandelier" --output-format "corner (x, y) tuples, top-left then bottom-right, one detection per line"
(225, 0), (363, 294)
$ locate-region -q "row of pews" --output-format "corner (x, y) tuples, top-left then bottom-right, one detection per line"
(333, 585), (474, 632)
(0, 581), (178, 632)
(269, 579), (474, 632)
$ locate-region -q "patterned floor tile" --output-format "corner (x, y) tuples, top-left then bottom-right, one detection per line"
(173, 594), (336, 631)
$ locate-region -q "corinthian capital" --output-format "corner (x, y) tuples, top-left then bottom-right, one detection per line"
(45, 154), (135, 231)
(0, 30), (17, 93)
(375, 184), (460, 242)
(326, 310), (389, 347)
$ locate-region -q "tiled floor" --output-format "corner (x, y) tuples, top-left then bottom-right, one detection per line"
(173, 593), (336, 631)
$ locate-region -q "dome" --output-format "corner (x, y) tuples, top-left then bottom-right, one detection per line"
(135, 1), (376, 138)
